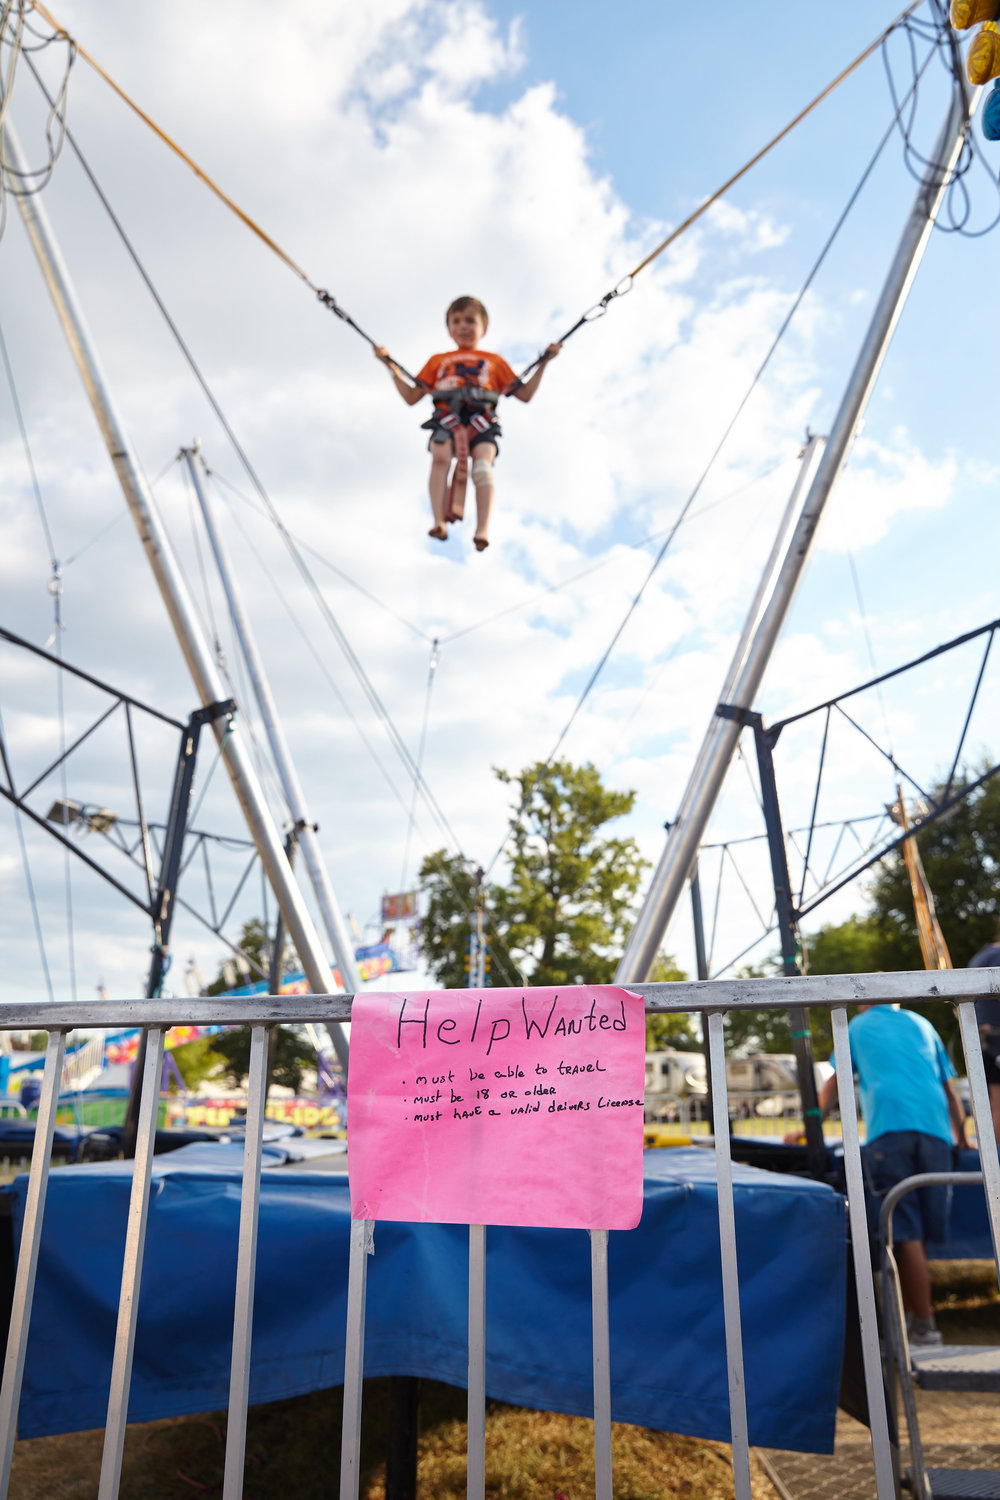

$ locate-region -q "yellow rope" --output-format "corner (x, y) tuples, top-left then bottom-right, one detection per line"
(30, 0), (318, 290)
(31, 0), (928, 312)
(627, 0), (926, 279)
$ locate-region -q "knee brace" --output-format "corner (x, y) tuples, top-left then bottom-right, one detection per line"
(471, 459), (493, 488)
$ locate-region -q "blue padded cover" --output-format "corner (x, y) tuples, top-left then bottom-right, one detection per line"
(5, 1145), (846, 1451)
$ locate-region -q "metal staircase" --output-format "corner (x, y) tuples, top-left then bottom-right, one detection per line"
(881, 1171), (1000, 1500)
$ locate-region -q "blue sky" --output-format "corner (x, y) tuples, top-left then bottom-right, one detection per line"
(1, 0), (998, 1000)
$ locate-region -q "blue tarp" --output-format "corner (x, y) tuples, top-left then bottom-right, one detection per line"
(5, 1145), (847, 1451)
(927, 1146), (995, 1260)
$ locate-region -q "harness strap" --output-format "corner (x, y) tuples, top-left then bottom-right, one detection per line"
(433, 386), (499, 412)
(447, 423), (471, 521)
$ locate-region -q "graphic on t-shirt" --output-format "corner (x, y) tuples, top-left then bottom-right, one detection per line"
(416, 350), (517, 399)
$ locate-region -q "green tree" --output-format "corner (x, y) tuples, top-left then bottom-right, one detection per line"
(867, 769), (1000, 969)
(205, 917), (316, 1091)
(723, 977), (796, 1056)
(169, 1035), (225, 1091)
(791, 768), (1000, 1056)
(209, 1026), (318, 1093)
(419, 759), (649, 988)
(644, 954), (699, 1051)
(206, 918), (270, 995)
(418, 850), (483, 990)
(804, 914), (886, 977)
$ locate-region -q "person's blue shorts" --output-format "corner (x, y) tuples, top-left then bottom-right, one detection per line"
(862, 1130), (953, 1244)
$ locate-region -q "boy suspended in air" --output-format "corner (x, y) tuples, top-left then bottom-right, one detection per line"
(376, 297), (560, 552)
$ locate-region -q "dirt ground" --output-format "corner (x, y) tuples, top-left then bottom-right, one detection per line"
(8, 1378), (777, 1500)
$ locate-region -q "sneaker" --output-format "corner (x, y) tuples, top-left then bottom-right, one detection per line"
(908, 1317), (943, 1348)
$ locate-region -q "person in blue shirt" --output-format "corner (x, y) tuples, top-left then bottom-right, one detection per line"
(818, 1004), (969, 1347)
(969, 929), (1000, 1143)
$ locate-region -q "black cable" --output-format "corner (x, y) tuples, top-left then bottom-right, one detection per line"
(437, 461), (783, 648)
(0, 311), (57, 568)
(212, 477), (417, 822)
(208, 468), (432, 644)
(0, 701), (56, 1002)
(883, 2), (1000, 235)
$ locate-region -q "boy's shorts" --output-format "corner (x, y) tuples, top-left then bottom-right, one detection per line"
(421, 410), (501, 456)
(862, 1129), (953, 1243)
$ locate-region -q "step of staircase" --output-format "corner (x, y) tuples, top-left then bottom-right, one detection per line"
(910, 1346), (1000, 1393)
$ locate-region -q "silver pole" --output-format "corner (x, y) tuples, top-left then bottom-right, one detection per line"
(590, 1228), (613, 1500)
(831, 1007), (895, 1496)
(617, 81), (976, 983)
(707, 1013), (751, 1500)
(467, 1224), (486, 1500)
(181, 445), (360, 1030)
(0, 1030), (66, 1499)
(223, 1024), (269, 1500)
(3, 123), (348, 1062)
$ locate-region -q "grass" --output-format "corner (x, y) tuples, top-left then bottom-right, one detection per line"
(9, 1379), (778, 1499)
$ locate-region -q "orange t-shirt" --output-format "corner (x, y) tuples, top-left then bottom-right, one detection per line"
(416, 349), (517, 398)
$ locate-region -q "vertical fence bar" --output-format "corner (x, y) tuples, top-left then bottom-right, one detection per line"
(222, 1024), (270, 1500)
(591, 1228), (613, 1500)
(467, 1224), (486, 1500)
(340, 1218), (372, 1500)
(706, 1012), (752, 1500)
(830, 1005), (895, 1498)
(956, 1000), (1000, 1282)
(0, 1029), (66, 1499)
(98, 1026), (166, 1500)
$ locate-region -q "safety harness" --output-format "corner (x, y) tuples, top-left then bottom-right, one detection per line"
(423, 387), (500, 521)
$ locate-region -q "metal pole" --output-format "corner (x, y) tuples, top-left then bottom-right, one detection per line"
(182, 445), (361, 1014)
(3, 123), (348, 1069)
(123, 708), (214, 1157)
(264, 832), (295, 1110)
(616, 80), (975, 984)
(751, 716), (825, 1177)
(690, 859), (715, 1134)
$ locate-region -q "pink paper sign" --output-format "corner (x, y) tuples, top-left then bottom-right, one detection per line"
(347, 985), (645, 1230)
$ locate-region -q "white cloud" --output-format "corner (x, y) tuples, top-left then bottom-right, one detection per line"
(815, 430), (957, 552)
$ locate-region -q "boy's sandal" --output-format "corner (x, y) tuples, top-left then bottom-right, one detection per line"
(428, 524), (448, 541)
(473, 536), (489, 552)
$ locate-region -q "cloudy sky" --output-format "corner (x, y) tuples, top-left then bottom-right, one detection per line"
(1, 0), (997, 1005)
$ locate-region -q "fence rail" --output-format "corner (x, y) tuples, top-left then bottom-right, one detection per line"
(0, 969), (997, 1500)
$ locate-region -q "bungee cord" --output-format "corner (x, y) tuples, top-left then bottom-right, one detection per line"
(26, 0), (928, 386)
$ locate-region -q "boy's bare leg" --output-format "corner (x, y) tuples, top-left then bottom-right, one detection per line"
(428, 439), (453, 539)
(471, 443), (496, 551)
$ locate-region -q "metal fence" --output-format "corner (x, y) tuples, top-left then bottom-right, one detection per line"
(645, 1088), (817, 1137)
(0, 970), (997, 1500)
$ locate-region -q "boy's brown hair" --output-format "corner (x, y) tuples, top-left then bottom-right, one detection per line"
(446, 296), (488, 331)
